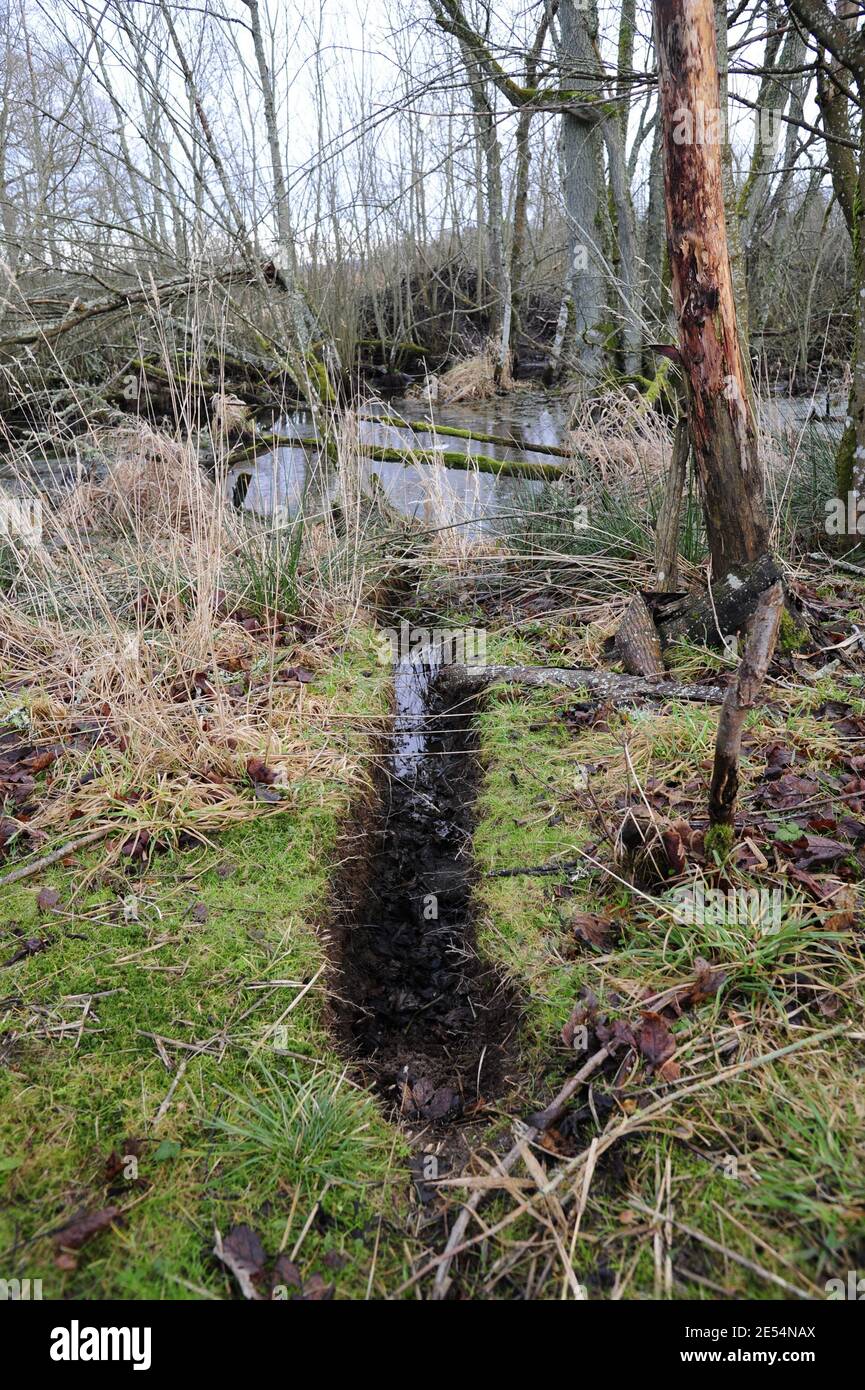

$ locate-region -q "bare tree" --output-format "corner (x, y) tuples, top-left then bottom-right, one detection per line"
(653, 0), (770, 574)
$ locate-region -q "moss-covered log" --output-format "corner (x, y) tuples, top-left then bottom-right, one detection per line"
(361, 414), (572, 457)
(227, 431), (566, 480)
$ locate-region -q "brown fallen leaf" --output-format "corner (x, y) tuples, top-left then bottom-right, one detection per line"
(36, 887), (61, 912)
(566, 909), (617, 951)
(272, 1254), (303, 1293)
(214, 1223), (267, 1300)
(788, 834), (850, 870)
(822, 884), (858, 932)
(301, 1273), (334, 1300)
(688, 956), (728, 1008)
(661, 828), (687, 876)
(246, 756), (277, 785)
(53, 1206), (119, 1268)
(637, 1010), (676, 1073)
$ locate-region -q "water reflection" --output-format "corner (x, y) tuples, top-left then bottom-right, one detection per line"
(391, 644), (444, 780)
(224, 396), (566, 535)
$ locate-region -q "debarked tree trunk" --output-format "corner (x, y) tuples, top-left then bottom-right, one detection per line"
(652, 0), (770, 578)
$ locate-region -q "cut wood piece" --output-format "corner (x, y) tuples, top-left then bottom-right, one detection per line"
(708, 580), (784, 830)
(615, 594), (664, 676)
(658, 553), (782, 651)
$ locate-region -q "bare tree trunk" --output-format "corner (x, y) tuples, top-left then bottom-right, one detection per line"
(653, 0), (769, 577)
(643, 107), (671, 362)
(241, 0), (339, 413)
(714, 0), (751, 364)
(556, 0), (605, 379)
(457, 38), (508, 376)
(608, 0), (642, 373)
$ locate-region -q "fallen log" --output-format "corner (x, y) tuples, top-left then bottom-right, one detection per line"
(360, 414), (573, 458)
(0, 267), (258, 354)
(225, 432), (566, 480)
(448, 664), (724, 703)
(357, 442), (564, 480)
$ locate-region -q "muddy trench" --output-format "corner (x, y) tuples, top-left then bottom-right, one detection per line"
(329, 645), (518, 1121)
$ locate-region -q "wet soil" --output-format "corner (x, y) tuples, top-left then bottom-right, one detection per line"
(329, 659), (518, 1120)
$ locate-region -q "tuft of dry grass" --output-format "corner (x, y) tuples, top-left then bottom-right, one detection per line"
(410, 341), (516, 404)
(0, 419), (392, 869)
(566, 390), (671, 497)
(56, 420), (227, 541)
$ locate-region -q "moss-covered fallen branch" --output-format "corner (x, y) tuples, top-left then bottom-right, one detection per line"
(361, 414), (572, 458)
(226, 432), (566, 480)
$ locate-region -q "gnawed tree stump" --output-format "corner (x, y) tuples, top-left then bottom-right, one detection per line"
(708, 580), (784, 834)
(615, 594), (664, 676)
(657, 553), (782, 651)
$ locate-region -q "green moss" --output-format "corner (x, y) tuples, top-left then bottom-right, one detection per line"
(704, 821), (735, 861)
(0, 634), (410, 1300)
(778, 606), (808, 654)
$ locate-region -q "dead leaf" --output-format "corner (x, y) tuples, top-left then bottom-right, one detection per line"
(788, 834), (850, 870)
(36, 887), (60, 912)
(637, 1011), (676, 1073)
(566, 909), (616, 951)
(53, 1206), (119, 1267)
(214, 1223), (267, 1300)
(301, 1273), (334, 1300)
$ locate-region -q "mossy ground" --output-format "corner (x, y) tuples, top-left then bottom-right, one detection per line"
(0, 636), (412, 1299)
(466, 633), (865, 1300)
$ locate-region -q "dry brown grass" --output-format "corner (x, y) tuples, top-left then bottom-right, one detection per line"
(0, 421), (386, 865)
(409, 341), (517, 404)
(56, 420), (228, 541)
(565, 390), (671, 497)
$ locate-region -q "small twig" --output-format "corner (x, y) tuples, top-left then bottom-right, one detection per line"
(485, 860), (587, 879)
(808, 550), (865, 578)
(0, 828), (111, 888)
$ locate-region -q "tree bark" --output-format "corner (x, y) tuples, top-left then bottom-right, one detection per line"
(653, 0), (770, 577)
(556, 0), (606, 378)
(658, 552), (783, 650)
(785, 1), (865, 505)
(615, 595), (664, 676)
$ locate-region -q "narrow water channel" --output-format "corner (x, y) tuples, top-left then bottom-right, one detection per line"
(331, 645), (516, 1119)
